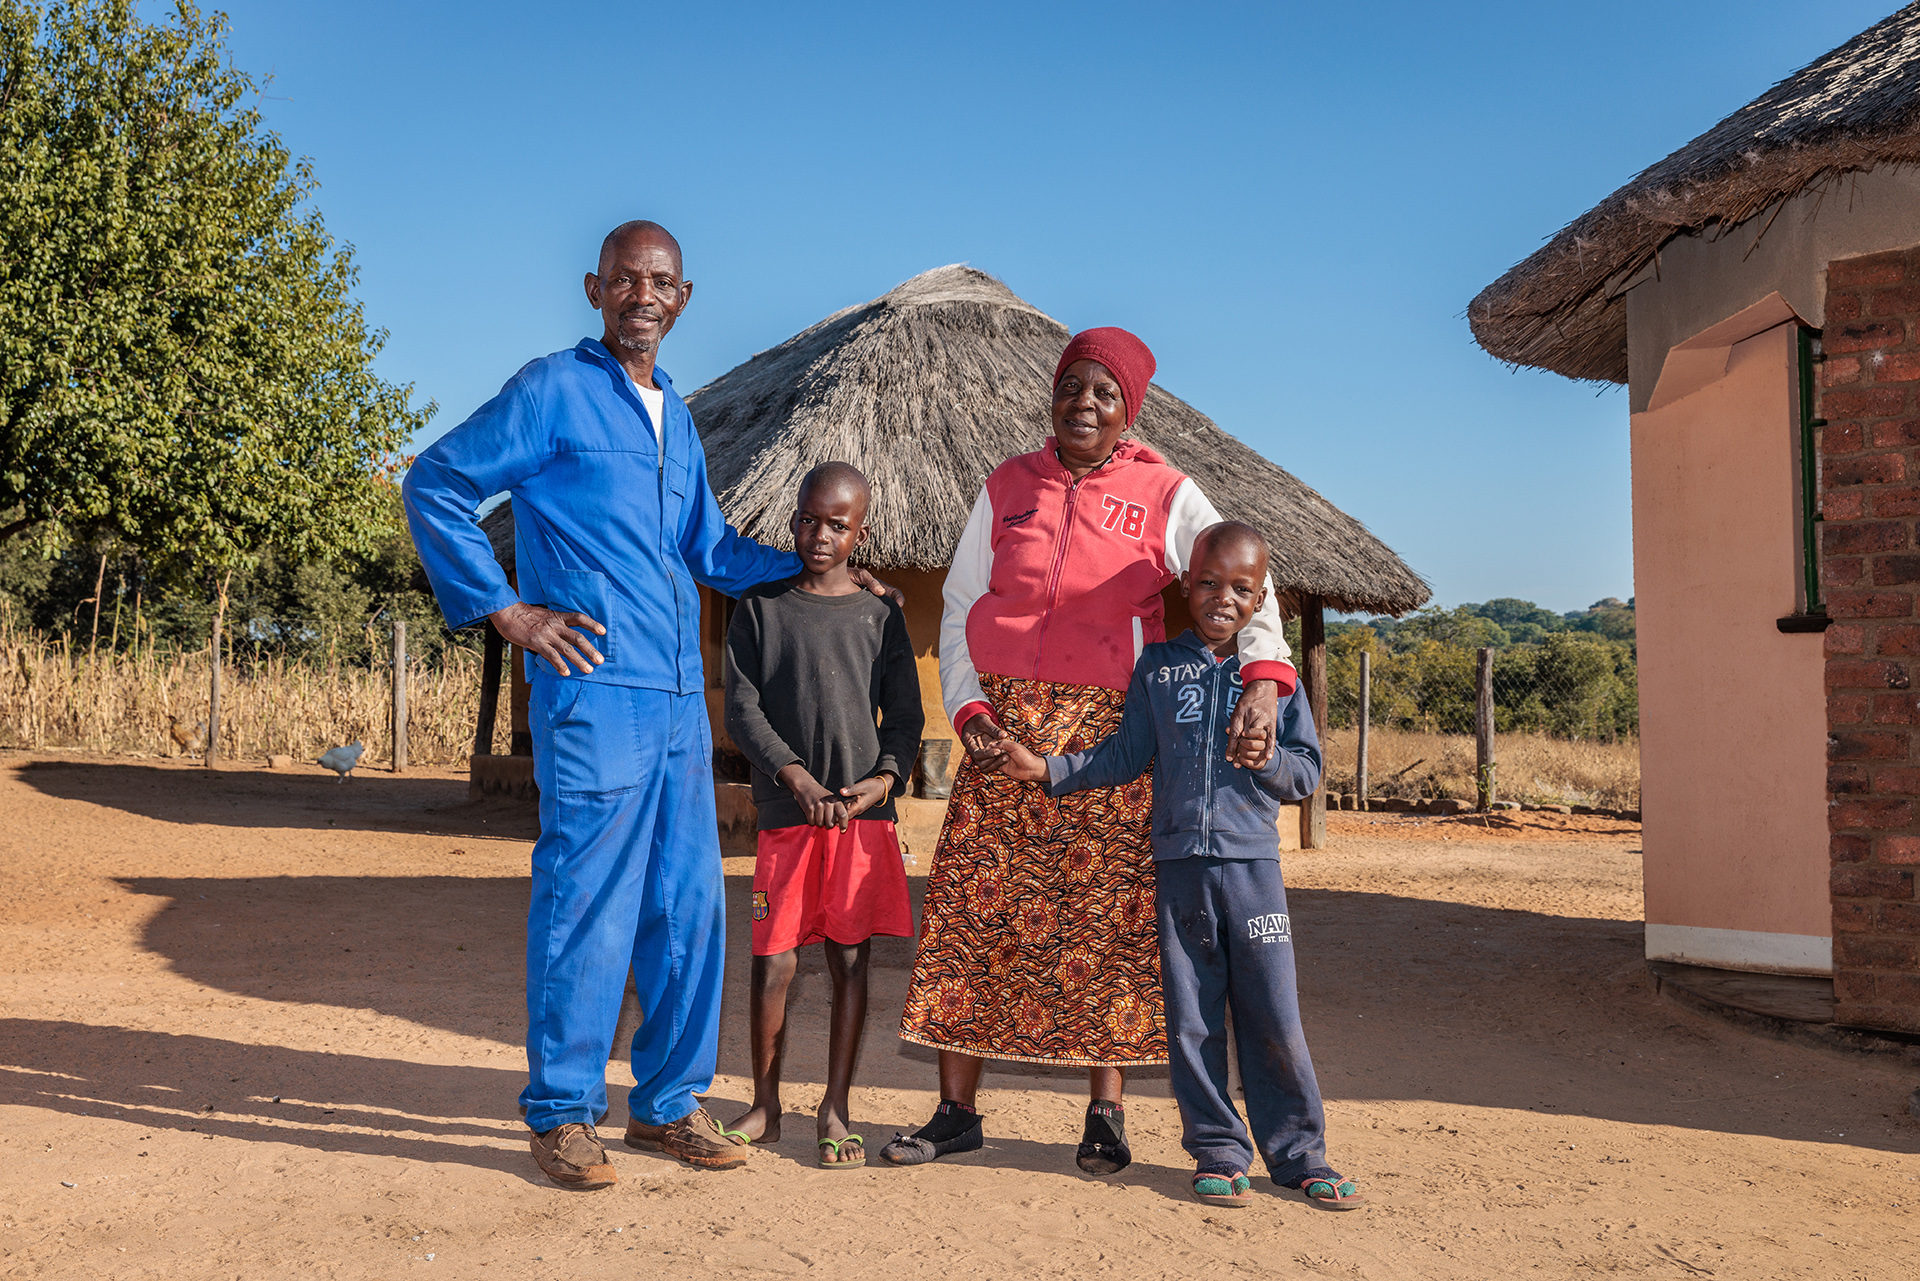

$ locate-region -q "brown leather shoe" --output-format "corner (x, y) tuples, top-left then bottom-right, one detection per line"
(530, 1122), (617, 1190)
(624, 1107), (747, 1169)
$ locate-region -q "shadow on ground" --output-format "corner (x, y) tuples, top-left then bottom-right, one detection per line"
(106, 867), (1920, 1155)
(0, 1020), (542, 1182)
(14, 758), (536, 841)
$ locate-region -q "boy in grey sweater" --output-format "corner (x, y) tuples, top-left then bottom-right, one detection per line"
(996, 522), (1363, 1211)
(721, 462), (923, 1168)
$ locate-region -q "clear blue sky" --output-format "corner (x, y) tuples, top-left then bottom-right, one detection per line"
(200, 0), (1899, 614)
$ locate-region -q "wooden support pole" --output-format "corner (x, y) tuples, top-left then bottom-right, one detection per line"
(207, 571), (230, 767)
(1475, 645), (1495, 810)
(392, 619), (409, 773)
(474, 621), (505, 757)
(1299, 596), (1328, 850)
(1356, 650), (1371, 811)
(510, 643), (532, 755)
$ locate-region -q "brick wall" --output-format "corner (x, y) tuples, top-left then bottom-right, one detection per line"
(1821, 246), (1920, 1033)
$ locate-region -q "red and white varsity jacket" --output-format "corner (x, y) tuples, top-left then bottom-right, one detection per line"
(939, 438), (1297, 733)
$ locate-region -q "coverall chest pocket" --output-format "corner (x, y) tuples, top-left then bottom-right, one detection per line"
(543, 569), (613, 662)
(662, 458), (690, 523)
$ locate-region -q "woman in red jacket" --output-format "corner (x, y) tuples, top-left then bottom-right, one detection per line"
(883, 328), (1298, 1172)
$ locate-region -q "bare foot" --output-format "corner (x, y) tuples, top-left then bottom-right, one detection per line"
(725, 1102), (782, 1144)
(817, 1103), (862, 1164)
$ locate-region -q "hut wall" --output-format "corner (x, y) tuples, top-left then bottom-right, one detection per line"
(880, 569), (961, 745)
(1816, 245), (1920, 1034)
(1632, 322), (1833, 974)
(1621, 165), (1920, 413)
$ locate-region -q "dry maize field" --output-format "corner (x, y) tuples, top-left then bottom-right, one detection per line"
(0, 622), (506, 767)
(1319, 725), (1640, 811)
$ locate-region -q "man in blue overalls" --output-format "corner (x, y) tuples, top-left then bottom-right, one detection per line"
(404, 222), (888, 1188)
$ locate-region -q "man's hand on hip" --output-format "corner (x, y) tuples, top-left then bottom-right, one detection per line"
(491, 601), (606, 676)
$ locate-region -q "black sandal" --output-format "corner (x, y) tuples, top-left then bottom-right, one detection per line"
(1075, 1100), (1131, 1175)
(878, 1100), (983, 1166)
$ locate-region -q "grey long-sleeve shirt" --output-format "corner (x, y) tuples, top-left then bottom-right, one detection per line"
(723, 578), (925, 830)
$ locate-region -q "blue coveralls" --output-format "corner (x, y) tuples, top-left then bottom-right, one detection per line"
(402, 339), (798, 1132)
(1045, 633), (1331, 1182)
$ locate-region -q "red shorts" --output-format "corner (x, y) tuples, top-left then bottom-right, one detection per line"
(750, 820), (912, 956)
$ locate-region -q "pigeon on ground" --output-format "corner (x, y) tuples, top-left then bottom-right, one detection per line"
(318, 741), (365, 781)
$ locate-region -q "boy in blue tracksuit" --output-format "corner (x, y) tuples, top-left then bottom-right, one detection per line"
(402, 222), (894, 1188)
(995, 521), (1364, 1211)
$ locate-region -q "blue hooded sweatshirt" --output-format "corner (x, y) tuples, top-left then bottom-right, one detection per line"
(1045, 630), (1323, 860)
(402, 339), (799, 693)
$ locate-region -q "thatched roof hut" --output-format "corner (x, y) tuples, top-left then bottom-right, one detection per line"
(688, 264), (1427, 616)
(1470, 2), (1920, 382)
(482, 264), (1425, 616)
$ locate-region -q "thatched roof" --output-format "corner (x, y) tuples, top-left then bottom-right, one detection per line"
(687, 265), (1426, 614)
(1471, 3), (1920, 383)
(482, 265), (1428, 615)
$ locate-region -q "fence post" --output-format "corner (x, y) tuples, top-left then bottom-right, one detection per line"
(392, 619), (408, 773)
(1475, 645), (1495, 810)
(206, 571), (229, 767)
(1356, 650), (1371, 811)
(87, 552), (107, 661)
(1299, 597), (1328, 850)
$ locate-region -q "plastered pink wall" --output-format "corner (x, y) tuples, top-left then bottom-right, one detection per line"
(1631, 323), (1830, 938)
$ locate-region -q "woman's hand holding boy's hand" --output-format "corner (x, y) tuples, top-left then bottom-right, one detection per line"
(995, 739), (1049, 784)
(838, 773), (895, 825)
(961, 713), (1012, 771)
(1226, 724), (1272, 770)
(1227, 680), (1278, 769)
(777, 763), (848, 828)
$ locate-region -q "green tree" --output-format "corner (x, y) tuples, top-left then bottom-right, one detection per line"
(0, 0), (430, 585)
(1387, 605), (1510, 652)
(1469, 597), (1564, 632)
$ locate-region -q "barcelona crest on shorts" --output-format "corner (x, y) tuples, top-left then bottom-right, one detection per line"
(751, 890), (769, 921)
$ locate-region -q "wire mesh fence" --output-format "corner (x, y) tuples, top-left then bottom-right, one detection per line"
(1317, 634), (1641, 812)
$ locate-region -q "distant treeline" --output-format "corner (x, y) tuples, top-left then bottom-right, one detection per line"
(1295, 597), (1638, 742)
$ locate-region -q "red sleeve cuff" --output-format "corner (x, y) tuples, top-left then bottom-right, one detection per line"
(1242, 660), (1297, 696)
(953, 700), (995, 735)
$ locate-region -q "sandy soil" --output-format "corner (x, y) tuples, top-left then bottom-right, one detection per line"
(1, 750), (1917, 1280)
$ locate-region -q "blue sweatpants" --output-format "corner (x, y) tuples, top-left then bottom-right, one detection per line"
(1155, 856), (1328, 1183)
(518, 672), (725, 1133)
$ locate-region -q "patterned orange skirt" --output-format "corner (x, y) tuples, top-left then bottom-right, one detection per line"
(899, 674), (1166, 1066)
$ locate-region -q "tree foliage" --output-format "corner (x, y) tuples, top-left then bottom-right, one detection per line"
(0, 0), (431, 584)
(0, 481), (462, 664)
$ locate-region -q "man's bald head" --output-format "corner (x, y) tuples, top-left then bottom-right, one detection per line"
(1192, 520), (1270, 577)
(599, 220), (682, 276)
(797, 461), (872, 519)
(586, 222), (691, 366)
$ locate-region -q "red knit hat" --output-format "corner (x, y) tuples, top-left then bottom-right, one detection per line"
(1053, 327), (1156, 426)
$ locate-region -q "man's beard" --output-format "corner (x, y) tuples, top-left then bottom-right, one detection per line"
(615, 308), (659, 352)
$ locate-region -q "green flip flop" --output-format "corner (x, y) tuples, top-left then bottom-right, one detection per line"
(717, 1123), (753, 1147)
(817, 1134), (866, 1169)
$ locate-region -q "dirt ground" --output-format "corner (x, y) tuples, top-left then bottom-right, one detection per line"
(2, 751), (1917, 1280)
